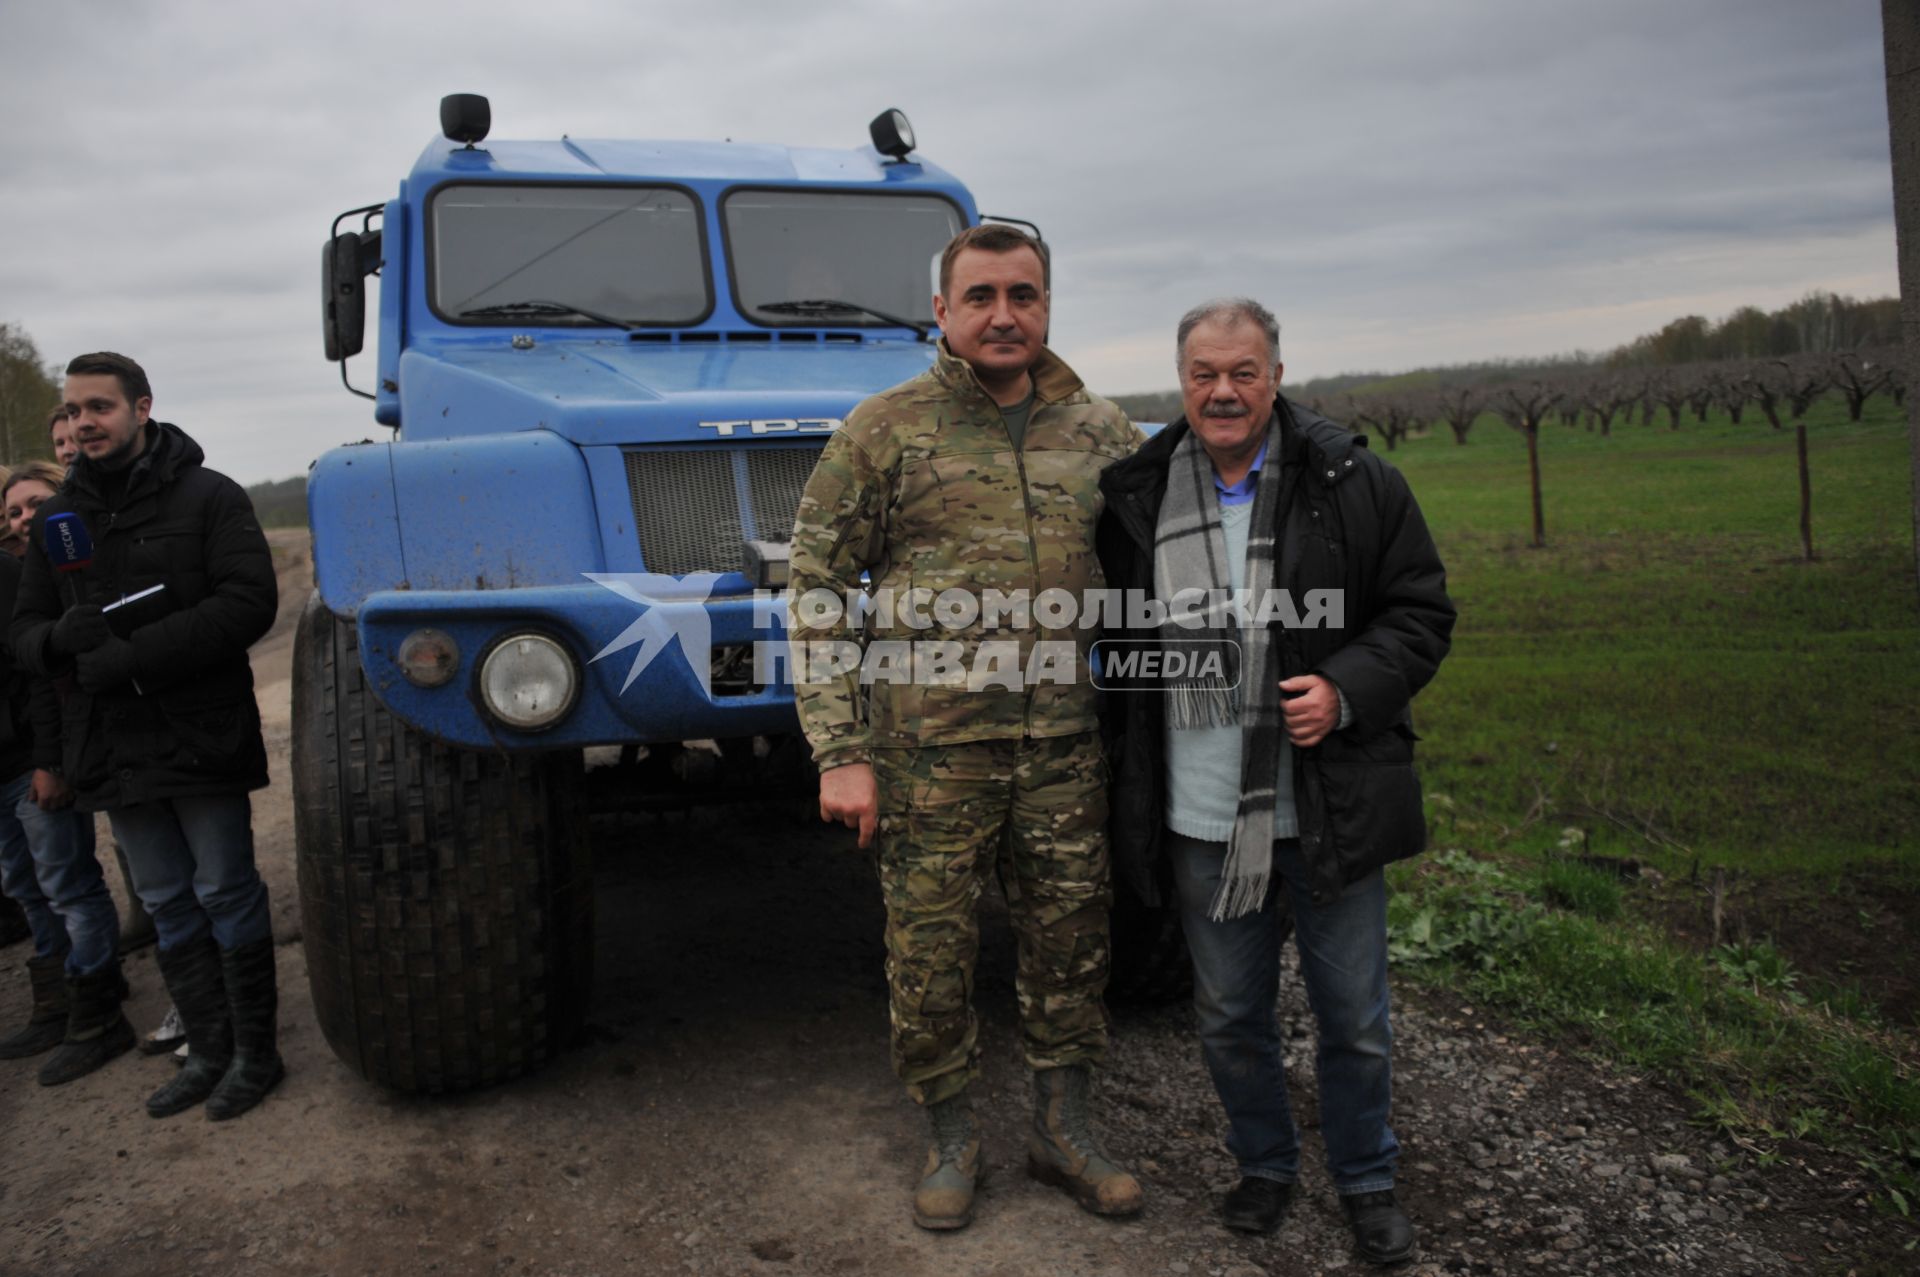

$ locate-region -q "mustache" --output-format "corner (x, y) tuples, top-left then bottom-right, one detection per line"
(1203, 400), (1251, 418)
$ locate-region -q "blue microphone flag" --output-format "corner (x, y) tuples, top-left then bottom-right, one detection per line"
(44, 512), (93, 573)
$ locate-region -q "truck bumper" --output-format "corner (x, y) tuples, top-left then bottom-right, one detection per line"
(353, 582), (797, 750)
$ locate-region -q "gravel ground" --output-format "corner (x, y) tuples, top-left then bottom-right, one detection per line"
(0, 535), (1908, 1275)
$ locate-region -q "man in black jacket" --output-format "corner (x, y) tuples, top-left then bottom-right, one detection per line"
(1096, 301), (1453, 1264)
(12, 351), (282, 1121)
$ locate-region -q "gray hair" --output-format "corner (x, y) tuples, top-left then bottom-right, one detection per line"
(1176, 297), (1281, 367)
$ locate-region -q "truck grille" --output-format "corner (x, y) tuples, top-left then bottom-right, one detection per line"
(623, 446), (824, 576)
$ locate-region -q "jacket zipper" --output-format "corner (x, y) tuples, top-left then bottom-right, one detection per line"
(1006, 410), (1042, 738)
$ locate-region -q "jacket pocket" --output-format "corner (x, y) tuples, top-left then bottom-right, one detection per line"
(1315, 723), (1425, 882)
(154, 687), (260, 777)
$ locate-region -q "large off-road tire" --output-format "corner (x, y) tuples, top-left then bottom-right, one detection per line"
(292, 593), (592, 1094)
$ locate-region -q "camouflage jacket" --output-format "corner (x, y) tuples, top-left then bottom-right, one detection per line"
(788, 340), (1144, 766)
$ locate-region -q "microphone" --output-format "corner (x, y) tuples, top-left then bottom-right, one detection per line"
(43, 511), (93, 607)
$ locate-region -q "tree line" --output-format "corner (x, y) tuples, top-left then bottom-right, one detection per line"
(1305, 349), (1900, 557)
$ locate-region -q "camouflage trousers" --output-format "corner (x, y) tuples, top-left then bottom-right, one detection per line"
(872, 732), (1112, 1106)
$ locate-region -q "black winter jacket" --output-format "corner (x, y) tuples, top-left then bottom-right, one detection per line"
(0, 554), (61, 782)
(10, 421), (277, 810)
(1095, 398), (1455, 910)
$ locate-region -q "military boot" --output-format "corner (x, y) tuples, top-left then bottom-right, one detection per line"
(110, 841), (156, 955)
(37, 963), (135, 1085)
(1026, 1064), (1144, 1217)
(205, 938), (284, 1120)
(913, 1092), (982, 1231)
(145, 935), (233, 1118)
(0, 954), (70, 1058)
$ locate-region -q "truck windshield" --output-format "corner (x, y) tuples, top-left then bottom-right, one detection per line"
(725, 191), (964, 329)
(432, 184), (710, 325)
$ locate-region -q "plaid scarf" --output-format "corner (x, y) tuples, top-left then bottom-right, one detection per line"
(1151, 419), (1287, 920)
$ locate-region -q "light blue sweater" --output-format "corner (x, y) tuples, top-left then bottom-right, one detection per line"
(1163, 501), (1298, 843)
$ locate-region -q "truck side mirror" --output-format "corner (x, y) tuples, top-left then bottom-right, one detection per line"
(322, 230), (381, 361)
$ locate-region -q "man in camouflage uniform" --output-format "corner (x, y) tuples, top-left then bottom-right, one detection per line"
(788, 225), (1145, 1230)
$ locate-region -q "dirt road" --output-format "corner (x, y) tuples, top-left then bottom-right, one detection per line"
(0, 533), (1901, 1275)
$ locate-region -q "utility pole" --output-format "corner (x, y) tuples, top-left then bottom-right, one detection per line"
(1884, 0), (1920, 602)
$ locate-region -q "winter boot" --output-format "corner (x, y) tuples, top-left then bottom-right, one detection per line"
(0, 954), (70, 1058)
(111, 841), (156, 955)
(205, 938), (284, 1120)
(37, 964), (135, 1085)
(912, 1092), (981, 1231)
(1026, 1064), (1144, 1217)
(145, 937), (233, 1118)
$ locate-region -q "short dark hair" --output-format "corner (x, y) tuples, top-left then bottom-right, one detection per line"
(46, 405), (70, 434)
(938, 224), (1050, 298)
(64, 351), (151, 407)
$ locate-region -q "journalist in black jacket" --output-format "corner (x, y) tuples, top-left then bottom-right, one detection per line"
(13, 351), (282, 1122)
(12, 422), (274, 809)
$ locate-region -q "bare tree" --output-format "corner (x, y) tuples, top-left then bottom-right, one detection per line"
(1684, 370), (1718, 426)
(1432, 384), (1484, 445)
(1711, 365), (1753, 425)
(1344, 394), (1416, 452)
(1744, 360), (1790, 430)
(1650, 369), (1691, 430)
(1572, 375), (1633, 438)
(1829, 348), (1896, 422)
(1495, 381), (1561, 548)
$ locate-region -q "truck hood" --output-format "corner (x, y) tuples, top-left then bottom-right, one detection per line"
(394, 338), (940, 445)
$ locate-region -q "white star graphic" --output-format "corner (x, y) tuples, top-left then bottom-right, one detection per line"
(584, 573), (725, 695)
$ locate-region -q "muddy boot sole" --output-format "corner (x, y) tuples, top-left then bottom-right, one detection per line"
(1026, 1150), (1143, 1218)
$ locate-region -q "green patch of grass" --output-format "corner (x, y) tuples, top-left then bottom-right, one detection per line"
(1535, 857), (1624, 920)
(1387, 394), (1919, 873)
(1387, 851), (1920, 1210)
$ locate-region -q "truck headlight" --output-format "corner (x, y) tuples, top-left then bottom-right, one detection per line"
(478, 633), (578, 731)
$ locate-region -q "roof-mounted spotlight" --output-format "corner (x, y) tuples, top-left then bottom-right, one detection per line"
(869, 108), (915, 162)
(441, 93), (491, 148)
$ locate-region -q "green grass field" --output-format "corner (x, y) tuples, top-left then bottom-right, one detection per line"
(1372, 395), (1920, 1208)
(1389, 398), (1919, 877)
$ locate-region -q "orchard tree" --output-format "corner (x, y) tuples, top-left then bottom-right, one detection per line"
(1495, 381), (1561, 548)
(1650, 369), (1692, 430)
(1432, 384), (1484, 445)
(1829, 348), (1896, 421)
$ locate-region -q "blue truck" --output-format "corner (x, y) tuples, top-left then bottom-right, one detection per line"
(296, 96), (1183, 1094)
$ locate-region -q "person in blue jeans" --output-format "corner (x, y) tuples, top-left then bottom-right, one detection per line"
(1096, 300), (1454, 1265)
(12, 352), (282, 1122)
(0, 538), (132, 1083)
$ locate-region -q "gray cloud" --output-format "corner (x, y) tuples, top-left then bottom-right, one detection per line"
(0, 0), (1894, 480)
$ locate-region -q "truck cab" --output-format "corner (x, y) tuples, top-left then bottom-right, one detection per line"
(294, 98), (1180, 1096)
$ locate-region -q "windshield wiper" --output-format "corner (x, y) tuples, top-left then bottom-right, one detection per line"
(459, 299), (637, 330)
(757, 299), (930, 342)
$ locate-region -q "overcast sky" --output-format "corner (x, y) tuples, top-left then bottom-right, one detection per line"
(0, 0), (1896, 485)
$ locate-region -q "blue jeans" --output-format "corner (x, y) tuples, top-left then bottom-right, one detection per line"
(0, 769), (116, 975)
(1168, 829), (1399, 1194)
(108, 794), (270, 952)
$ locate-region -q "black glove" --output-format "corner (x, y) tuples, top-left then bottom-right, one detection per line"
(75, 636), (135, 693)
(50, 603), (110, 656)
